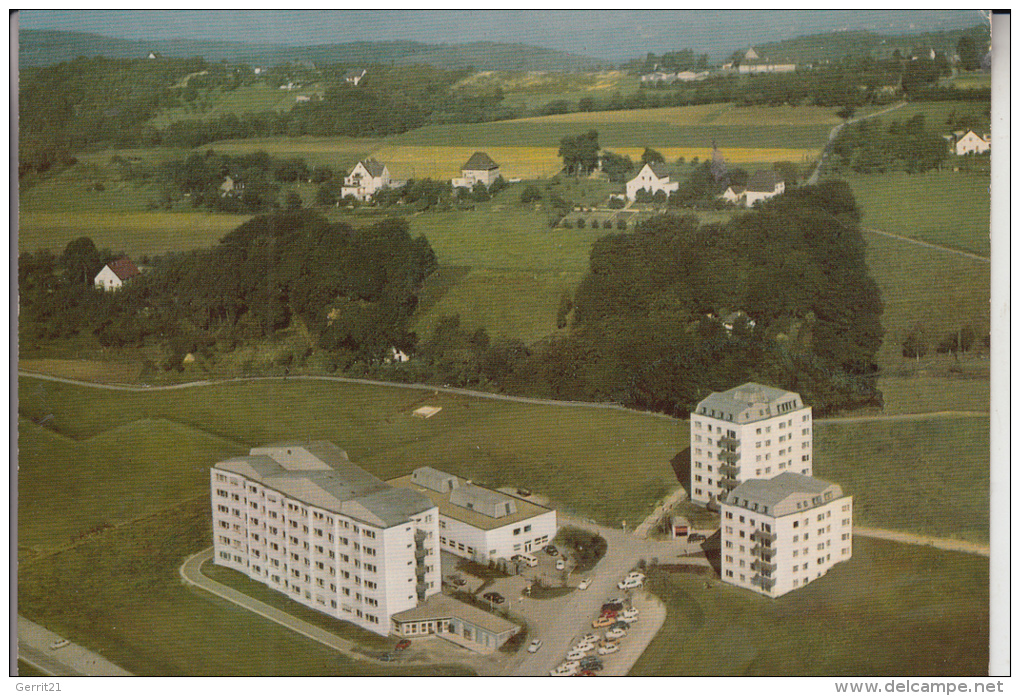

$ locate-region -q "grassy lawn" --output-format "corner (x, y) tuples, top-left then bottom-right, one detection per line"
(815, 415), (988, 544)
(631, 536), (989, 676)
(867, 100), (990, 133)
(845, 171), (990, 256)
(878, 371), (989, 416)
(150, 83), (325, 128)
(17, 498), (470, 676)
(864, 229), (990, 369)
(196, 136), (381, 171)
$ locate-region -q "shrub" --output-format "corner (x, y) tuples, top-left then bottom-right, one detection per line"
(616, 218), (627, 230)
(520, 184), (542, 203)
(602, 219), (613, 229)
(576, 218), (586, 229)
(608, 197), (625, 209)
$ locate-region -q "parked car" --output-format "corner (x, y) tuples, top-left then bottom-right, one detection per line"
(544, 545), (559, 556)
(580, 656), (604, 671)
(601, 601), (623, 613)
(599, 609), (618, 620)
(566, 648), (589, 662)
(605, 596), (626, 606)
(620, 607), (639, 621)
(577, 669), (597, 676)
(610, 620), (630, 631)
(592, 614), (615, 629)
(48, 639), (70, 651)
(578, 632), (598, 644)
(619, 613), (639, 625)
(482, 591), (506, 605)
(550, 661), (580, 676)
(625, 571), (646, 582)
(527, 640), (543, 653)
(394, 639), (411, 651)
(555, 558), (566, 570)
(605, 626), (627, 641)
(448, 575), (467, 587)
(597, 642), (620, 655)
(378, 652), (397, 662)
(618, 577), (643, 590)
(577, 577), (592, 590)
(572, 639), (596, 653)
(688, 533), (706, 543)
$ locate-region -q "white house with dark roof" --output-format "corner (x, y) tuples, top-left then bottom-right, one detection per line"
(94, 257), (141, 291)
(720, 184), (746, 204)
(388, 466), (557, 563)
(452, 152), (501, 189)
(744, 170), (785, 207)
(625, 162), (679, 201)
(719, 472), (852, 597)
(343, 68), (367, 86)
(341, 159), (391, 201)
(954, 129), (991, 155)
(211, 442), (441, 635)
(690, 382), (812, 507)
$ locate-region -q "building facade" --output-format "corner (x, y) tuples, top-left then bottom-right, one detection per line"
(690, 382), (812, 507)
(341, 159), (391, 200)
(94, 257), (141, 291)
(625, 162), (680, 201)
(452, 152), (501, 189)
(211, 442), (441, 636)
(744, 170), (786, 207)
(719, 472), (853, 597)
(388, 467), (557, 563)
(955, 130), (991, 155)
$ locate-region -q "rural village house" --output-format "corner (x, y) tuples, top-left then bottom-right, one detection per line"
(452, 152), (501, 189)
(720, 184), (746, 204)
(344, 68), (367, 86)
(953, 129), (991, 155)
(744, 170), (785, 207)
(94, 256), (141, 291)
(625, 162), (679, 201)
(342, 159), (391, 201)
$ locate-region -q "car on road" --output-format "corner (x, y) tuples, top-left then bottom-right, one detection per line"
(688, 533), (706, 543)
(447, 574), (467, 587)
(482, 591), (506, 605)
(527, 639), (543, 653)
(378, 652), (397, 662)
(610, 620), (630, 631)
(592, 614), (615, 629)
(49, 639), (70, 651)
(605, 596), (626, 605)
(579, 656), (604, 671)
(573, 638), (596, 652)
(601, 601), (623, 613)
(555, 558), (566, 570)
(566, 648), (590, 662)
(550, 661), (580, 676)
(597, 642), (620, 655)
(605, 626), (628, 641)
(625, 571), (646, 582)
(577, 577), (592, 590)
(578, 632), (598, 644)
(618, 577), (643, 590)
(544, 545), (559, 556)
(621, 607), (639, 620)
(394, 639), (411, 651)
(577, 669), (597, 676)
(618, 613), (639, 625)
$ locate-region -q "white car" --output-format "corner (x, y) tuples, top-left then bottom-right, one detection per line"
(618, 613), (639, 624)
(597, 642), (620, 655)
(578, 578), (592, 590)
(578, 632), (598, 644)
(620, 608), (639, 621)
(625, 571), (646, 582)
(566, 648), (590, 661)
(617, 577), (643, 590)
(550, 661), (580, 676)
(572, 640), (596, 653)
(49, 639), (70, 651)
(555, 558), (566, 570)
(527, 639), (543, 653)
(605, 626), (627, 641)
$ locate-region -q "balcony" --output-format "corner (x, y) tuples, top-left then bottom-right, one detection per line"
(415, 547), (427, 561)
(415, 529), (427, 544)
(718, 462), (740, 477)
(718, 435), (739, 448)
(752, 529), (777, 543)
(752, 544), (777, 559)
(752, 574), (776, 591)
(751, 559), (776, 574)
(718, 449), (740, 464)
(720, 478), (740, 491)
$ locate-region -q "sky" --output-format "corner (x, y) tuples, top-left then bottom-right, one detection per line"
(18, 10), (987, 61)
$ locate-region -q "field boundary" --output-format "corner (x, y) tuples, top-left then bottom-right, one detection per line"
(853, 526), (989, 557)
(864, 227), (991, 262)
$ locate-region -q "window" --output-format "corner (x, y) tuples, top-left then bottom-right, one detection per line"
(513, 528), (521, 536)
(524, 524), (531, 533)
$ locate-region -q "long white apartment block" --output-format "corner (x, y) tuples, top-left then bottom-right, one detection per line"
(719, 472), (853, 597)
(388, 467), (557, 562)
(690, 382), (813, 506)
(211, 441), (441, 635)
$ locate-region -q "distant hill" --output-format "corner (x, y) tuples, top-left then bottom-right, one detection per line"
(747, 24), (990, 64)
(18, 29), (606, 71)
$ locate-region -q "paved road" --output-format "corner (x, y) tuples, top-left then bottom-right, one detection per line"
(864, 227), (991, 262)
(854, 526), (989, 557)
(807, 101), (907, 185)
(633, 486), (689, 539)
(17, 616), (132, 676)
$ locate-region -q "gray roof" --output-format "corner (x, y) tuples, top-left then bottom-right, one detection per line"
(411, 466), (461, 494)
(358, 159), (386, 177)
(392, 594), (520, 636)
(695, 382), (805, 424)
(215, 442), (434, 528)
(462, 151), (499, 171)
(647, 162), (671, 178)
(747, 170), (783, 193)
(449, 484), (518, 519)
(723, 473), (844, 517)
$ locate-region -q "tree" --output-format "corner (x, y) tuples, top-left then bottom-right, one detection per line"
(957, 36), (981, 71)
(558, 130), (600, 176)
(520, 184), (542, 203)
(600, 151), (634, 183)
(901, 325), (928, 361)
(641, 147), (665, 166)
(59, 237), (102, 285)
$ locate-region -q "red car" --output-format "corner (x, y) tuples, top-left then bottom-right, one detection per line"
(577, 669), (597, 676)
(395, 639), (411, 651)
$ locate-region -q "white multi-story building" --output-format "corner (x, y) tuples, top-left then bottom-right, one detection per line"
(719, 472), (853, 597)
(341, 159), (391, 201)
(690, 382), (812, 507)
(211, 441), (441, 636)
(452, 152), (501, 189)
(625, 162), (680, 201)
(388, 467), (557, 563)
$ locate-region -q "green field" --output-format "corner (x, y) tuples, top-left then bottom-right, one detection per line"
(149, 83), (326, 128)
(864, 230), (990, 369)
(846, 171), (991, 256)
(632, 537), (989, 676)
(868, 100), (990, 134)
(878, 372), (989, 415)
(452, 70), (642, 112)
(815, 415), (989, 543)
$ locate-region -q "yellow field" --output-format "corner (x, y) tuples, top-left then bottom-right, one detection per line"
(510, 103), (844, 126)
(19, 211), (252, 256)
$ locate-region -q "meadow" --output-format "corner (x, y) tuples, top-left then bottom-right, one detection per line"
(149, 82), (326, 128)
(845, 170), (991, 256)
(632, 537), (989, 676)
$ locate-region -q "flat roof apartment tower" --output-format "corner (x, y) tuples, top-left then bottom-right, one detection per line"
(719, 472), (853, 597)
(211, 441), (441, 635)
(690, 382), (813, 507)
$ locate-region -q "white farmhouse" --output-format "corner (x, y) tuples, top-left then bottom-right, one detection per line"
(719, 472), (853, 597)
(388, 467), (557, 563)
(954, 130), (991, 155)
(744, 170), (785, 207)
(341, 159), (391, 201)
(690, 382), (812, 507)
(452, 152), (501, 189)
(720, 184), (746, 204)
(94, 257), (141, 291)
(211, 442), (442, 636)
(625, 162), (679, 201)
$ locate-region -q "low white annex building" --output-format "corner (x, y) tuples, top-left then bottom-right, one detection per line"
(719, 472), (853, 597)
(720, 184), (746, 204)
(625, 162), (679, 201)
(690, 382), (813, 507)
(211, 442), (442, 635)
(954, 130), (991, 155)
(388, 467), (557, 563)
(744, 170), (785, 207)
(94, 257), (141, 291)
(452, 152), (501, 189)
(342, 159), (391, 201)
